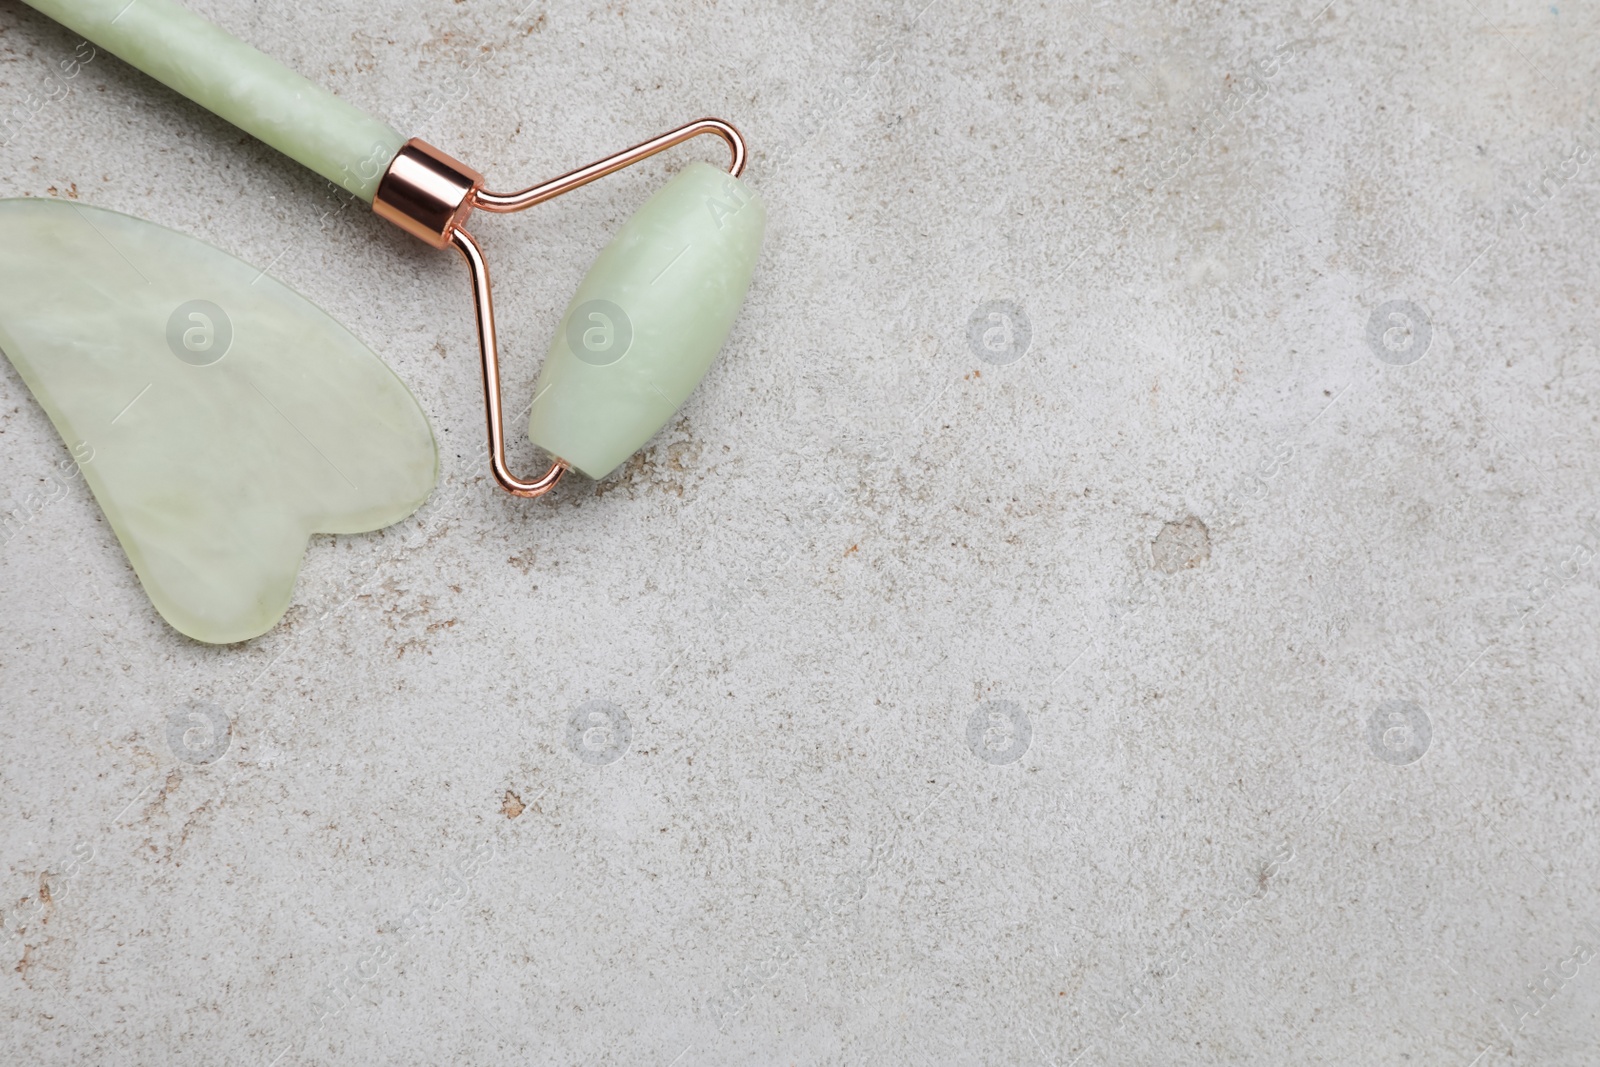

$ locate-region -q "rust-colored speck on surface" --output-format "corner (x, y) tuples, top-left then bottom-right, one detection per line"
(500, 790), (524, 819)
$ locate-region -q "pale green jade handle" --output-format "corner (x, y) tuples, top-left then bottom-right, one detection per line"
(529, 161), (765, 480)
(20, 0), (404, 200)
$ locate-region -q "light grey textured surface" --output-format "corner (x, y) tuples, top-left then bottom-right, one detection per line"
(3, 0), (1600, 1063)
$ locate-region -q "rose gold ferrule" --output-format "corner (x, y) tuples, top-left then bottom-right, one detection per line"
(373, 139), (482, 249)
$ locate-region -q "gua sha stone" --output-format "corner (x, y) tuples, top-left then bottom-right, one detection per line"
(0, 199), (438, 644)
(529, 162), (765, 479)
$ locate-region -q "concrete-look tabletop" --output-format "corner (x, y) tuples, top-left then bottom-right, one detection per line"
(3, 0), (1598, 1063)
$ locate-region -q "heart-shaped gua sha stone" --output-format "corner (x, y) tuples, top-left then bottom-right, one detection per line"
(0, 199), (437, 644)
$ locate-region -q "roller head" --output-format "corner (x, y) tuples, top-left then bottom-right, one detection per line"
(527, 161), (765, 480)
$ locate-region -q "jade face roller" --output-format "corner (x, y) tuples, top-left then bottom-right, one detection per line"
(19, 0), (766, 498)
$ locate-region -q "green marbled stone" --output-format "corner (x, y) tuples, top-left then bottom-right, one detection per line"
(22, 0), (404, 199)
(0, 199), (437, 643)
(528, 162), (765, 480)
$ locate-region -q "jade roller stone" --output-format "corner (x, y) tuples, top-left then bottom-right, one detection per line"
(528, 162), (765, 479)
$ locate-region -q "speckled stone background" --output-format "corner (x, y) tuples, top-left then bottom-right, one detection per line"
(4, 0), (1600, 1063)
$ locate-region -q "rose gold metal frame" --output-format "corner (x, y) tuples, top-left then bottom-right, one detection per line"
(373, 118), (746, 498)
